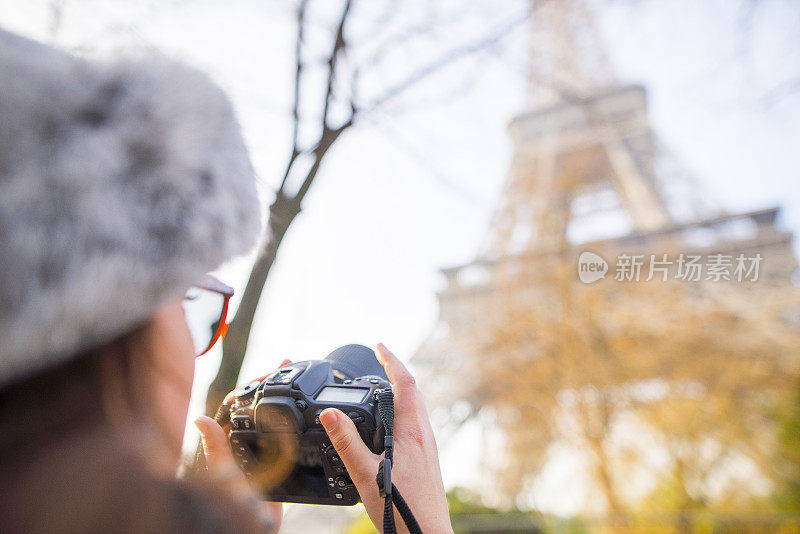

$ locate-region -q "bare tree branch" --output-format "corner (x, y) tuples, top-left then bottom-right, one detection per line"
(362, 9), (530, 114)
(278, 0), (309, 193)
(296, 119), (352, 201)
(358, 17), (455, 70)
(296, 0), (353, 202)
(204, 0), (356, 416)
(760, 76), (800, 108)
(321, 0), (351, 127)
(204, 0), (530, 419)
(47, 0), (67, 42)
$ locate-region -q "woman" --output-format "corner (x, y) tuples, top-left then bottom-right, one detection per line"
(0, 28), (452, 533)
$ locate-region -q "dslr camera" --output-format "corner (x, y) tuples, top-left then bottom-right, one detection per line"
(224, 344), (391, 505)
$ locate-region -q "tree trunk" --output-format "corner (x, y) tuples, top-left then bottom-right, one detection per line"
(674, 457), (695, 534)
(581, 401), (627, 528)
(590, 436), (625, 520)
(204, 192), (300, 416)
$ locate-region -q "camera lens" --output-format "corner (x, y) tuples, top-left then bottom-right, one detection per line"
(324, 344), (388, 381)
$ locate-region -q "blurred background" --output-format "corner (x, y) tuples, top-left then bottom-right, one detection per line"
(3, 0), (799, 531)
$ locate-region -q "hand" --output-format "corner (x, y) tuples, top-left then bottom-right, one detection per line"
(319, 344), (453, 534)
(194, 359), (293, 531)
(194, 416), (283, 529)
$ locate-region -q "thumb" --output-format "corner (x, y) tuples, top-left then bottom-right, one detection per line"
(195, 415), (235, 469)
(319, 408), (379, 487)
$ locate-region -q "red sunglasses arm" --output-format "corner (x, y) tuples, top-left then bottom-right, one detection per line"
(197, 293), (232, 357)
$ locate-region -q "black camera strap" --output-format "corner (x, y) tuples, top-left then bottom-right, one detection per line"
(374, 389), (422, 534)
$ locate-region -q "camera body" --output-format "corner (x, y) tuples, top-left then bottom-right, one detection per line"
(227, 345), (391, 505)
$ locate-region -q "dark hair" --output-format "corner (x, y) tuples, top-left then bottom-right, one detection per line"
(0, 331), (276, 534)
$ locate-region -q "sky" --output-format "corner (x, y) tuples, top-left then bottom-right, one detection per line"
(1, 0), (798, 518)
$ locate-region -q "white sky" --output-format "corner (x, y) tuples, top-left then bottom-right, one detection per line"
(2, 0), (798, 518)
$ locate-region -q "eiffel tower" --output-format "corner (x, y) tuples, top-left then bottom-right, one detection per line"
(412, 0), (799, 405)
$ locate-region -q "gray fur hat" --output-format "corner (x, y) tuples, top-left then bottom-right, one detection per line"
(0, 29), (263, 386)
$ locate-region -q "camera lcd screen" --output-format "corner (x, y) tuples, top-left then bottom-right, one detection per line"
(315, 386), (369, 403)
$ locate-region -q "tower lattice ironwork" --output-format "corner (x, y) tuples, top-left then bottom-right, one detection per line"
(413, 0), (799, 419)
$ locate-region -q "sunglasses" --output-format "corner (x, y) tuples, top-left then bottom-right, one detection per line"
(182, 276), (234, 357)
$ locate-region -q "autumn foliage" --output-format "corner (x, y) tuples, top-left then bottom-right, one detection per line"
(470, 262), (800, 519)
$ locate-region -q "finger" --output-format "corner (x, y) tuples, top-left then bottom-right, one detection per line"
(376, 343), (431, 442)
(195, 415), (235, 468)
(376, 343), (416, 391)
(319, 408), (378, 487)
(196, 417), (253, 499)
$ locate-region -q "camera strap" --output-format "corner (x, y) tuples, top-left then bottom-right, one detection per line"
(374, 389), (422, 534)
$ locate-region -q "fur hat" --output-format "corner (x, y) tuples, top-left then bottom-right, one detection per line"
(0, 28), (263, 387)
